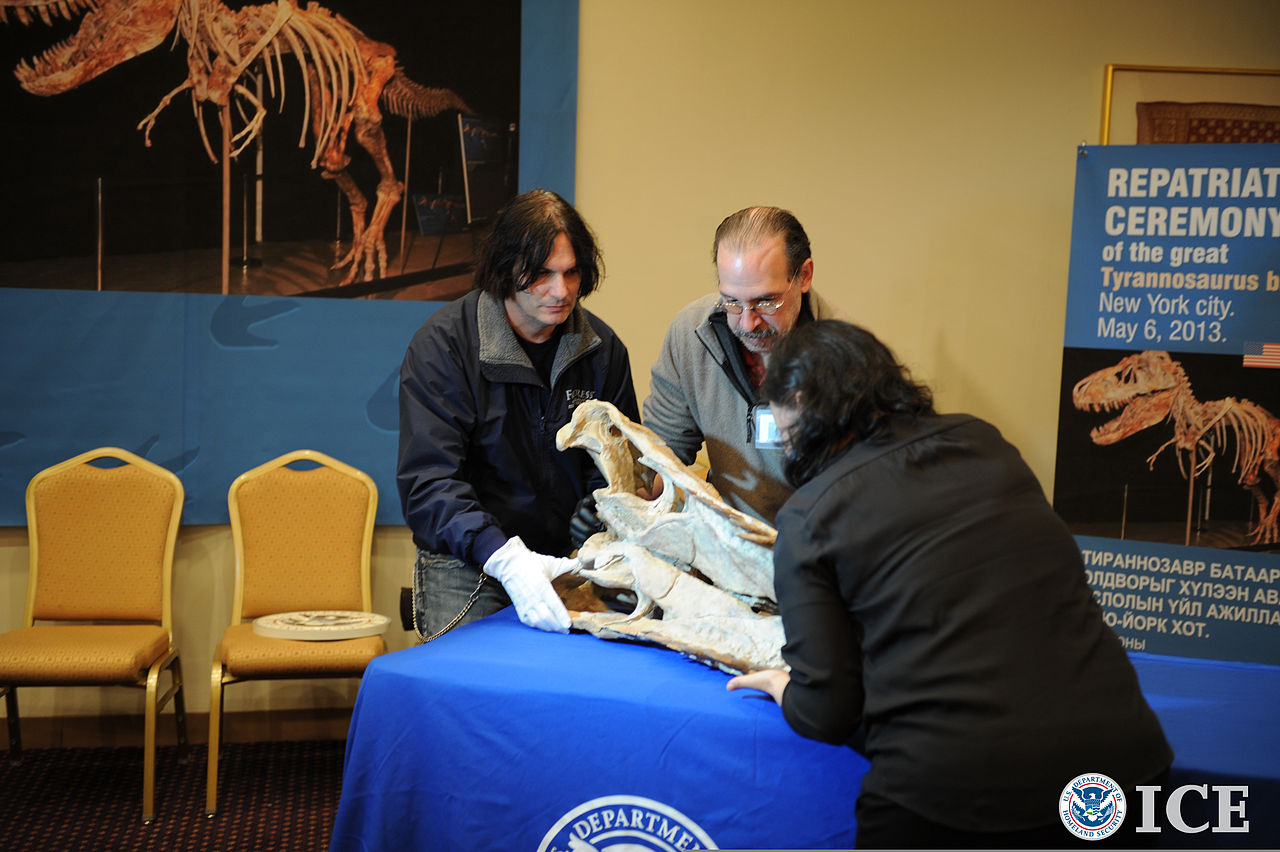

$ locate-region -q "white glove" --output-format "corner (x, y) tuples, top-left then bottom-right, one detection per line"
(482, 536), (578, 633)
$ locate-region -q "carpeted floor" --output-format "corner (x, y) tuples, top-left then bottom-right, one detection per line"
(0, 740), (345, 850)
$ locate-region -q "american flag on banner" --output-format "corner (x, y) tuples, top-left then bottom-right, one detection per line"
(1242, 342), (1280, 368)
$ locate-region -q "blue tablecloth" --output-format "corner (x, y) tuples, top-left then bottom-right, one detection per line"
(329, 609), (868, 851)
(331, 610), (1280, 851)
(1132, 653), (1280, 847)
(1131, 652), (1280, 781)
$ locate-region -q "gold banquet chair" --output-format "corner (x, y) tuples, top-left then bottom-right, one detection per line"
(0, 447), (188, 824)
(206, 449), (384, 817)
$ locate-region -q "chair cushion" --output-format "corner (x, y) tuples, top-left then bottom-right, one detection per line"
(0, 624), (170, 683)
(217, 622), (384, 679)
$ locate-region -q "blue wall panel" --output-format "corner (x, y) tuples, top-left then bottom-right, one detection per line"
(0, 288), (439, 525)
(519, 0), (579, 200)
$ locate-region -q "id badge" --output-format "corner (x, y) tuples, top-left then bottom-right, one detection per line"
(752, 402), (783, 449)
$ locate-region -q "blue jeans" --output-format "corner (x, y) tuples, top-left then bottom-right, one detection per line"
(412, 549), (511, 641)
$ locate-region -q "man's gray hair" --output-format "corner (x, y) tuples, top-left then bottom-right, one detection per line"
(712, 206), (811, 280)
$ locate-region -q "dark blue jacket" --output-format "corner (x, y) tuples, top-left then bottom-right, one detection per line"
(397, 290), (639, 565)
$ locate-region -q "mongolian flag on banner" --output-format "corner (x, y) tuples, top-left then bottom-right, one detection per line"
(1243, 341), (1280, 368)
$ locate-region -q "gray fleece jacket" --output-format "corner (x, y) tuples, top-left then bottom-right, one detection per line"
(643, 288), (838, 524)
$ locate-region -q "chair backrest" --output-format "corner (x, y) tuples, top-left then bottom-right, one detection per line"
(25, 447), (184, 630)
(228, 450), (377, 622)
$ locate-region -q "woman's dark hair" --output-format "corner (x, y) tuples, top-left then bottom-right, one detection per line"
(761, 320), (935, 486)
(474, 189), (603, 300)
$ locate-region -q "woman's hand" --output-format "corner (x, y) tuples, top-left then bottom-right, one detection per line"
(636, 472), (664, 501)
(726, 668), (790, 706)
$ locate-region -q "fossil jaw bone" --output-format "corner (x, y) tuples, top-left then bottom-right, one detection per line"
(5, 0), (179, 96)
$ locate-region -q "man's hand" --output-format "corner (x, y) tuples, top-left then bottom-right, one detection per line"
(726, 668), (790, 706)
(636, 472), (664, 502)
(482, 536), (577, 633)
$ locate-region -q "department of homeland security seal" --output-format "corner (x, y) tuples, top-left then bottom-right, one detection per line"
(537, 795), (718, 852)
(1060, 773), (1127, 841)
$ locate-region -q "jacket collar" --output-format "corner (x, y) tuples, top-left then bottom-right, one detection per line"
(477, 291), (601, 385)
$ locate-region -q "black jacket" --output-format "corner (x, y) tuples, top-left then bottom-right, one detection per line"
(774, 413), (1172, 831)
(397, 290), (639, 565)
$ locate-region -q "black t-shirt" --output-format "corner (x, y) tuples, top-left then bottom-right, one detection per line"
(516, 324), (563, 385)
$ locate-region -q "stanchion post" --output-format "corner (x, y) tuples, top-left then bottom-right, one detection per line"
(1184, 448), (1196, 546)
(335, 186), (343, 252)
(399, 118), (413, 275)
(242, 172), (250, 268)
(1120, 483), (1129, 540)
(235, 171), (262, 271)
(221, 106), (231, 295)
(96, 177), (103, 291)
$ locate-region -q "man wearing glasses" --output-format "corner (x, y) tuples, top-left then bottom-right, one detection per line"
(643, 206), (839, 524)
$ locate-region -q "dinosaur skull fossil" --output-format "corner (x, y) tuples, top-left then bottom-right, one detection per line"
(1071, 350), (1183, 445)
(555, 400), (785, 674)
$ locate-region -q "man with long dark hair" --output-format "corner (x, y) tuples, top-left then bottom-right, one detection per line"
(397, 189), (639, 637)
(729, 320), (1172, 848)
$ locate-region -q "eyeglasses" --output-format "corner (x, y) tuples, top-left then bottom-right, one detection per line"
(716, 278), (795, 316)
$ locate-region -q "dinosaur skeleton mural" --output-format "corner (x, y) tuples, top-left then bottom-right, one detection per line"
(1072, 350), (1280, 545)
(2, 0), (470, 283)
(555, 401), (786, 674)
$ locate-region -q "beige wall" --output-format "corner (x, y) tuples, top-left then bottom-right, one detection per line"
(577, 0), (1280, 488)
(3, 0), (1278, 725)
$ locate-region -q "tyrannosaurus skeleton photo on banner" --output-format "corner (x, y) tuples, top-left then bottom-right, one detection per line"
(1072, 349), (1280, 546)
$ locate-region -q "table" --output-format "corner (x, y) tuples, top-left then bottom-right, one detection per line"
(330, 610), (1280, 851)
(1131, 652), (1280, 782)
(329, 609), (868, 851)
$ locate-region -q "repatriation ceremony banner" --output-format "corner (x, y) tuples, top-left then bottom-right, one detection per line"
(1054, 143), (1280, 666)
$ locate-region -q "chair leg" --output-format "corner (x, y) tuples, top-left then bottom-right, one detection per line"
(143, 663), (161, 824)
(171, 658), (190, 765)
(3, 686), (20, 765)
(206, 663), (225, 817)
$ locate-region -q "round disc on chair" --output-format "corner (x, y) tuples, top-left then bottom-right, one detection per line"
(252, 610), (390, 640)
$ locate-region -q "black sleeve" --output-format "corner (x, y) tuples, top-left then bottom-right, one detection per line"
(774, 500), (867, 746)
